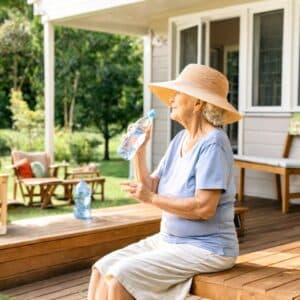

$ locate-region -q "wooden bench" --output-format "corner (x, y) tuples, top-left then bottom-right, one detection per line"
(62, 177), (105, 203)
(191, 240), (300, 299)
(235, 133), (300, 213)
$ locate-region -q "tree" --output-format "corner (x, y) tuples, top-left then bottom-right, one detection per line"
(0, 14), (32, 91)
(84, 34), (143, 160)
(0, 2), (143, 161)
(10, 89), (44, 150)
(55, 27), (89, 131)
(0, 2), (41, 128)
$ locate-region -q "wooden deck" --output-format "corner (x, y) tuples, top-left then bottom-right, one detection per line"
(2, 197), (300, 299)
(0, 204), (161, 290)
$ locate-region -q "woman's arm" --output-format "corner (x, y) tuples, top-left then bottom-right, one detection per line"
(133, 145), (160, 193)
(152, 189), (221, 220)
(121, 181), (221, 220)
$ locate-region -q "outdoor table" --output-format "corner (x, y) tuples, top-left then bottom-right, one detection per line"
(21, 178), (63, 208)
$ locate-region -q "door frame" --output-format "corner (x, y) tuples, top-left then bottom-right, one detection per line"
(169, 7), (246, 155)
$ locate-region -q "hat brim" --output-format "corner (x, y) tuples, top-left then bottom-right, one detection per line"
(148, 80), (242, 125)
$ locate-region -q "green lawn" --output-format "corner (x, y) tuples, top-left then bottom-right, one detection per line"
(0, 132), (138, 222)
(0, 295), (15, 300)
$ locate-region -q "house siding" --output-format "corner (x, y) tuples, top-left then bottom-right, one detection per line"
(151, 43), (169, 170)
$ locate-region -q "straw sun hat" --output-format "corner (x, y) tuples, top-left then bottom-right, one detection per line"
(148, 64), (242, 125)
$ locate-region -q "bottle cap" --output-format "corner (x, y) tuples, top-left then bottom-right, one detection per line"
(147, 109), (156, 118)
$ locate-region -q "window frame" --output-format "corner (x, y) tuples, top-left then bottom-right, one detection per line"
(175, 19), (202, 77)
(246, 2), (291, 112)
(293, 0), (300, 111)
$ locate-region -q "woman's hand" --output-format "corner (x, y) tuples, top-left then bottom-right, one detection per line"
(120, 181), (154, 203)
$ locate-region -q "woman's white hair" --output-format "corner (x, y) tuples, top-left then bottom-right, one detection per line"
(202, 102), (224, 127)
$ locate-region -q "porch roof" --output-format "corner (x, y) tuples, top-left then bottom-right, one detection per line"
(27, 0), (206, 35)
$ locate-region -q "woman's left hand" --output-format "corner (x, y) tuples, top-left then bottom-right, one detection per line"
(120, 181), (154, 204)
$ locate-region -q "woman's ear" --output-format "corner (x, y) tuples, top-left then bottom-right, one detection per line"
(193, 100), (204, 113)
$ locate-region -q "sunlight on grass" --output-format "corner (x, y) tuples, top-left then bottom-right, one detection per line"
(0, 131), (139, 221)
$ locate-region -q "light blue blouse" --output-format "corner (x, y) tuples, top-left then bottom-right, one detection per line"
(153, 128), (239, 257)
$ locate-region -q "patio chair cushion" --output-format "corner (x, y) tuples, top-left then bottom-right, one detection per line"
(31, 161), (47, 178)
(12, 151), (50, 176)
(234, 155), (300, 168)
(15, 158), (33, 178)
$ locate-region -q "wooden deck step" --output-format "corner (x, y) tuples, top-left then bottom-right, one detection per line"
(0, 204), (161, 290)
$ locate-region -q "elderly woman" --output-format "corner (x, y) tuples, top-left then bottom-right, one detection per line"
(88, 64), (242, 300)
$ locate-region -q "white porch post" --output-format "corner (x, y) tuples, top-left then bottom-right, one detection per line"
(43, 21), (55, 162)
(129, 31), (152, 179)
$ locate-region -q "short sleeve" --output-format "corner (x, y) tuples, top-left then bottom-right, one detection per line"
(196, 143), (230, 192)
(151, 153), (166, 179)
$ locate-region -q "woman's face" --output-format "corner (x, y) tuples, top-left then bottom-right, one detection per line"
(170, 92), (200, 124)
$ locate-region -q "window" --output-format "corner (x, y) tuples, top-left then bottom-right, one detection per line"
(179, 26), (198, 71)
(172, 25), (199, 138)
(252, 9), (283, 106)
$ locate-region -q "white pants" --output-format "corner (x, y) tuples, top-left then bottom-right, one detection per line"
(93, 233), (236, 300)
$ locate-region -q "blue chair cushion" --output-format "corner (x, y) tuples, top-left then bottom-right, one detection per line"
(30, 161), (47, 178)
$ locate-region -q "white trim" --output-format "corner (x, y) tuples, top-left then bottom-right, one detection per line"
(293, 0), (300, 109)
(167, 19), (174, 144)
(243, 112), (292, 117)
(175, 21), (200, 76)
(238, 9), (248, 155)
(204, 19), (210, 66)
(28, 0), (144, 22)
(143, 32), (152, 171)
(44, 21), (55, 162)
(247, 2), (289, 111)
(129, 31), (152, 178)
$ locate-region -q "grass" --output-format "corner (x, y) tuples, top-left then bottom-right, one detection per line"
(0, 295), (15, 300)
(0, 131), (138, 222)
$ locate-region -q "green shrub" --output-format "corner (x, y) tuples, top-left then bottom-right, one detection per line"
(0, 129), (103, 165)
(0, 134), (11, 155)
(54, 131), (72, 162)
(55, 131), (102, 164)
(69, 133), (94, 164)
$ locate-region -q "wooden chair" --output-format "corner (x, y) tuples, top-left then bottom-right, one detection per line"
(10, 151), (62, 208)
(234, 132), (300, 213)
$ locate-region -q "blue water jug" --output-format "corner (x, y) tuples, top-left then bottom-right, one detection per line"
(117, 109), (156, 160)
(73, 179), (92, 220)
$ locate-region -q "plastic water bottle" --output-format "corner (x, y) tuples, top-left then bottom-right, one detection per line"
(73, 179), (92, 220)
(117, 109), (156, 160)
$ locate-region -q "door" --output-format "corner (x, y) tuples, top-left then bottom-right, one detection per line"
(172, 17), (240, 154)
